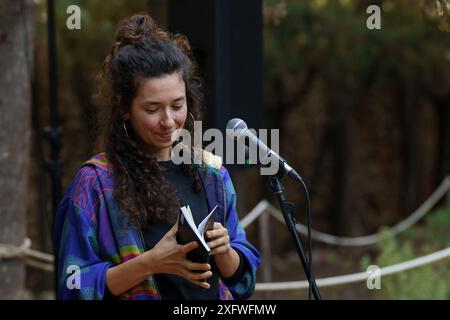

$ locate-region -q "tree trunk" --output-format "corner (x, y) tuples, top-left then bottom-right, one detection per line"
(325, 65), (353, 236)
(0, 0), (35, 299)
(396, 76), (420, 215)
(328, 100), (352, 236)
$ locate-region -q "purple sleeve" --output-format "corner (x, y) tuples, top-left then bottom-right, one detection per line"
(53, 168), (114, 300)
(220, 166), (261, 299)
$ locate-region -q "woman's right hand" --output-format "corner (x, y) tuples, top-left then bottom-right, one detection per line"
(145, 219), (212, 289)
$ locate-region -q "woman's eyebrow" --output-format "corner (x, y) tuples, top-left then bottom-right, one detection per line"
(143, 96), (185, 105)
(172, 96), (186, 102)
(143, 100), (160, 106)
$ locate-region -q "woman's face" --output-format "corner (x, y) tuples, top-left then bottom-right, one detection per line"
(125, 72), (188, 161)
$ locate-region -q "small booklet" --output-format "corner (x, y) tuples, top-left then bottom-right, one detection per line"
(176, 204), (219, 263)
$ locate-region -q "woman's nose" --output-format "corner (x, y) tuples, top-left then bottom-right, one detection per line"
(160, 109), (175, 128)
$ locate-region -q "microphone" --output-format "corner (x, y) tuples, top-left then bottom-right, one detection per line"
(226, 118), (303, 183)
(227, 118), (321, 300)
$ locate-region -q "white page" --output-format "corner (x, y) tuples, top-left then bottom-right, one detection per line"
(198, 204), (218, 235)
(180, 206), (210, 251)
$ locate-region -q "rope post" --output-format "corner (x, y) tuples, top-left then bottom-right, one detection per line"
(0, 0), (35, 299)
(258, 209), (273, 299)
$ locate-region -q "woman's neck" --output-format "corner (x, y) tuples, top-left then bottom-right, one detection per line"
(153, 147), (171, 161)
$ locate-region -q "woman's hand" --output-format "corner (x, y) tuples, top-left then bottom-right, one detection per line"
(146, 219), (212, 289)
(206, 223), (240, 278)
(205, 222), (231, 256)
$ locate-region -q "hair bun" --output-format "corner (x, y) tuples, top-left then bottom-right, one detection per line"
(115, 14), (167, 45)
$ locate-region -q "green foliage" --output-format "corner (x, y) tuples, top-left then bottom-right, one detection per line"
(263, 0), (450, 250)
(263, 0), (450, 87)
(424, 202), (450, 247)
(361, 203), (450, 299)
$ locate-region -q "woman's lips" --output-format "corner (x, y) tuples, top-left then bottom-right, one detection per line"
(156, 131), (174, 140)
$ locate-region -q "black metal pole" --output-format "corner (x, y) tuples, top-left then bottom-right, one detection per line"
(45, 0), (62, 213)
(268, 174), (322, 300)
(45, 0), (63, 297)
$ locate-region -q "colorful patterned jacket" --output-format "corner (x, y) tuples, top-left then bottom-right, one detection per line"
(53, 150), (261, 300)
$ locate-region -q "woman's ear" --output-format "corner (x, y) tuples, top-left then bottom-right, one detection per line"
(116, 95), (130, 121)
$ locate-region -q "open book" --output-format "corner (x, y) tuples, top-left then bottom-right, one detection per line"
(176, 204), (219, 263)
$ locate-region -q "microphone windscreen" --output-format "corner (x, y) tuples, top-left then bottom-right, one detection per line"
(226, 118), (247, 132)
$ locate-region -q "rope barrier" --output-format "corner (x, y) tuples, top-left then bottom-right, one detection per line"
(243, 176), (450, 246)
(0, 237), (54, 272)
(0, 176), (448, 276)
(255, 246), (450, 291)
(26, 248), (54, 264)
(26, 258), (54, 272)
(0, 238), (31, 260)
(2, 241), (449, 292)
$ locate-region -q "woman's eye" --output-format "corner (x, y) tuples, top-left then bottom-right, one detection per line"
(146, 109), (158, 113)
(172, 105), (183, 110)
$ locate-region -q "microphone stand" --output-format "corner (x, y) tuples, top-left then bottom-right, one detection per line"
(268, 170), (322, 300)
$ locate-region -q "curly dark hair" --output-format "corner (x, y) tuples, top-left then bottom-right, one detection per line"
(96, 14), (203, 226)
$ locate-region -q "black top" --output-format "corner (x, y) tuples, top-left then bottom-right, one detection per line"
(104, 160), (246, 300)
(142, 160), (219, 299)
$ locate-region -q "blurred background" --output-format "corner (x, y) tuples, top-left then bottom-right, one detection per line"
(0, 0), (449, 300)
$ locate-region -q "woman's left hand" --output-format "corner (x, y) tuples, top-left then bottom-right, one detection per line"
(206, 222), (231, 256)
(206, 222), (241, 278)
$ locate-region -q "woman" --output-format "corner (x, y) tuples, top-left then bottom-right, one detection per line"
(53, 14), (261, 300)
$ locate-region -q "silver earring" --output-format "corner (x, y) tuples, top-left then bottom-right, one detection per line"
(188, 112), (195, 123)
(122, 120), (129, 138)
